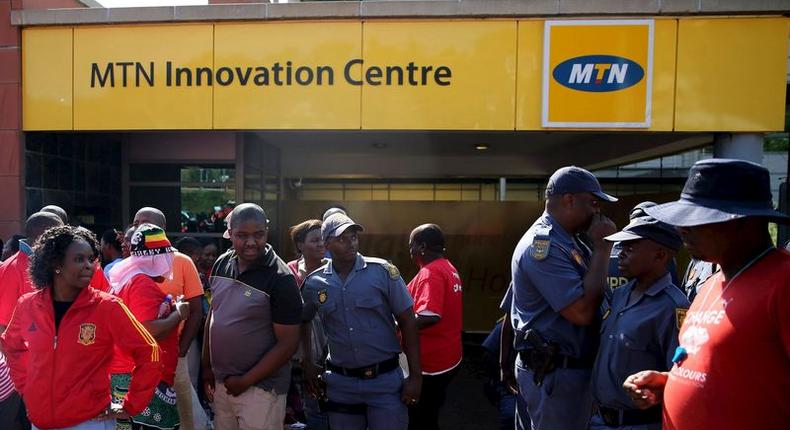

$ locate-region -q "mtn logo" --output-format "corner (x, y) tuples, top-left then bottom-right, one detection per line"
(553, 55), (644, 92)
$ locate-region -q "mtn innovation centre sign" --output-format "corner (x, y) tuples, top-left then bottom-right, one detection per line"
(22, 18), (788, 132)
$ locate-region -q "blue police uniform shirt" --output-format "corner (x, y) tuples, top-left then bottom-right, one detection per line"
(591, 272), (689, 410)
(302, 253), (414, 368)
(510, 212), (596, 358)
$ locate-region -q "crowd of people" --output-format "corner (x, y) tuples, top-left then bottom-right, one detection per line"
(0, 199), (464, 430)
(0, 157), (787, 430)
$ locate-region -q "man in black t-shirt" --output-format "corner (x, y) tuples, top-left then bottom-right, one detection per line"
(202, 203), (303, 430)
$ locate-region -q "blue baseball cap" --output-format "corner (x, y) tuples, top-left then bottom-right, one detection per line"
(645, 159), (790, 227)
(322, 213), (363, 242)
(605, 215), (682, 251)
(545, 166), (617, 202)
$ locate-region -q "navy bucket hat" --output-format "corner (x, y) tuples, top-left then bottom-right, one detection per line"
(645, 159), (790, 227)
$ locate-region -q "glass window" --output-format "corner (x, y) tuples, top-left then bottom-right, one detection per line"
(128, 164), (235, 234)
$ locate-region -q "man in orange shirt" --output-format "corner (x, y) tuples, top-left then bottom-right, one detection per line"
(623, 159), (790, 430)
(134, 207), (206, 430)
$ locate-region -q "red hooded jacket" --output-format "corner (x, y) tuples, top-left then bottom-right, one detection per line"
(1, 286), (162, 429)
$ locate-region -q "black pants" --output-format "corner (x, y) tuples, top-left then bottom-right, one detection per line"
(0, 392), (30, 430)
(408, 368), (458, 430)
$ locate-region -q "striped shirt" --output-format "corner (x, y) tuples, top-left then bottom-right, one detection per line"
(0, 352), (15, 401)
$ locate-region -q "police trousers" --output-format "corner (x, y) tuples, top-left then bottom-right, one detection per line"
(324, 367), (408, 430)
(515, 357), (592, 430)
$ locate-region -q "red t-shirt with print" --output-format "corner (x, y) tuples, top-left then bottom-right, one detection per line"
(407, 258), (463, 374)
(663, 249), (790, 430)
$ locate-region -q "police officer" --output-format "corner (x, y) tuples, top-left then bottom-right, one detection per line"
(591, 216), (689, 430)
(301, 213), (422, 430)
(607, 202), (679, 300)
(510, 166), (617, 430)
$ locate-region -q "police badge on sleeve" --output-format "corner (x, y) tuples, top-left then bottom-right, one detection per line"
(531, 239), (550, 261)
(384, 262), (400, 279)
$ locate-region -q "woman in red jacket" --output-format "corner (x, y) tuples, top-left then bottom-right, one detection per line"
(1, 226), (162, 430)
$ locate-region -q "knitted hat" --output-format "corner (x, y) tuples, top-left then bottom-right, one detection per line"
(130, 223), (174, 257)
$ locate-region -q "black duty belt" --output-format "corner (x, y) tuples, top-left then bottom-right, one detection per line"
(518, 349), (593, 369)
(326, 356), (400, 379)
(597, 405), (662, 427)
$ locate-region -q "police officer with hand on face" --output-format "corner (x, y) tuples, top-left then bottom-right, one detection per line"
(301, 213), (421, 430)
(591, 215), (689, 430)
(509, 166), (617, 430)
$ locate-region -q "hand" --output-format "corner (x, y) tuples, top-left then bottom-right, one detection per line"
(501, 366), (518, 395)
(95, 403), (130, 420)
(588, 214), (617, 248)
(400, 374), (422, 406)
(174, 296), (190, 322)
(303, 362), (324, 399)
(224, 374), (252, 397)
(202, 367), (215, 403)
(623, 370), (668, 409)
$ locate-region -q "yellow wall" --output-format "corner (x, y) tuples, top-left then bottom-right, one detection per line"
(674, 18), (789, 131)
(214, 22), (362, 130)
(22, 27), (72, 131)
(361, 21), (517, 130)
(72, 24), (213, 130)
(21, 17), (789, 132)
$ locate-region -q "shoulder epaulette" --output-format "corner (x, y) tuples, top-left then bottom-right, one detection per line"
(364, 256), (401, 279)
(664, 284), (691, 308)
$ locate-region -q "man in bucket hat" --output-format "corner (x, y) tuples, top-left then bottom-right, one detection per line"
(591, 215), (689, 430)
(623, 159), (790, 430)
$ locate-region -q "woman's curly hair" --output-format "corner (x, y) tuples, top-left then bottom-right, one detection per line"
(29, 225), (100, 289)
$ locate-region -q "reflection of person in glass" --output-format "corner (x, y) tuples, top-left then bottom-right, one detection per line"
(1, 226), (161, 430)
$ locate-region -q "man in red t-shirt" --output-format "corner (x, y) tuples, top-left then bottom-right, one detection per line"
(0, 212), (63, 330)
(406, 224), (463, 430)
(623, 159), (790, 430)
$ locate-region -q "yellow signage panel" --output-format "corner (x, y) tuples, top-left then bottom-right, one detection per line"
(214, 22), (362, 130)
(73, 24), (213, 130)
(543, 20), (654, 128)
(361, 21), (517, 130)
(21, 18), (788, 132)
(675, 18), (789, 132)
(23, 28), (73, 131)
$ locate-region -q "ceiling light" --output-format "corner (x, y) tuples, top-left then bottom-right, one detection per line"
(475, 144), (489, 150)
